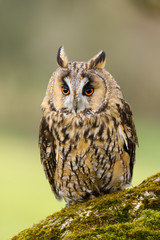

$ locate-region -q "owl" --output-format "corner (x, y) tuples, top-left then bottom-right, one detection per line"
(39, 46), (138, 204)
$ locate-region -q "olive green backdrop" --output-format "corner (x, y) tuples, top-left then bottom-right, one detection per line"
(0, 1), (160, 239)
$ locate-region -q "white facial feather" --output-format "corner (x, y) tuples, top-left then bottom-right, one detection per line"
(77, 96), (89, 112)
(63, 77), (74, 111)
(63, 77), (90, 113)
(76, 77), (89, 112)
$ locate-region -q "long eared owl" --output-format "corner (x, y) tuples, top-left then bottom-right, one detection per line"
(39, 46), (138, 204)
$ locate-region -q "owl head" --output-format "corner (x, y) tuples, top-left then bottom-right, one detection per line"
(42, 46), (123, 114)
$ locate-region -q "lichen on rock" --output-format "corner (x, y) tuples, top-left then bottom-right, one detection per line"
(12, 173), (160, 240)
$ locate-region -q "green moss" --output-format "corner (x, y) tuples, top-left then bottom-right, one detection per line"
(12, 173), (160, 240)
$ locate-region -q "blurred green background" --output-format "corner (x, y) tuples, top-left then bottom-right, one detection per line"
(0, 1), (160, 239)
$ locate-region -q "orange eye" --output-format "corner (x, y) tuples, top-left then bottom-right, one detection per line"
(62, 86), (70, 95)
(84, 87), (94, 96)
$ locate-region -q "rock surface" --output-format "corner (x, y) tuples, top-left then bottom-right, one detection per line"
(12, 173), (160, 240)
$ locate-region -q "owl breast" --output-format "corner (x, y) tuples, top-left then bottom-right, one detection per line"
(46, 111), (130, 203)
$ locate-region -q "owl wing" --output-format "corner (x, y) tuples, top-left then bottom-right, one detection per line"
(119, 100), (138, 179)
(39, 116), (59, 199)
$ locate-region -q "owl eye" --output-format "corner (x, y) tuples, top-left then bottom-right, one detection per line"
(83, 86), (94, 96)
(62, 86), (70, 95)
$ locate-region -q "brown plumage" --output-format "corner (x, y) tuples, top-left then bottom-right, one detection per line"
(39, 46), (138, 204)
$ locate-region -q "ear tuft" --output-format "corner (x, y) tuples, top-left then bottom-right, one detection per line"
(57, 46), (68, 68)
(88, 50), (106, 69)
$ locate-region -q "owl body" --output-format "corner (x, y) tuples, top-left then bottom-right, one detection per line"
(39, 47), (138, 203)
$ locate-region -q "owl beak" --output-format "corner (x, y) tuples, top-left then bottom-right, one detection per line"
(73, 99), (78, 112)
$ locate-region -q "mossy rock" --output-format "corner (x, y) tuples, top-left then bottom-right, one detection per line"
(12, 173), (160, 240)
